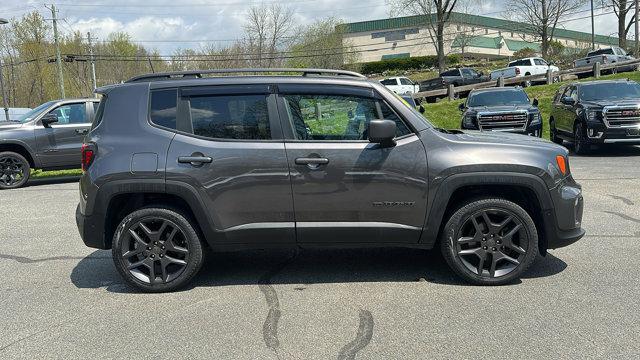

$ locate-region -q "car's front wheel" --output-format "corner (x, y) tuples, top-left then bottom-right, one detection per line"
(0, 151), (30, 190)
(550, 119), (563, 145)
(112, 207), (205, 292)
(573, 122), (590, 155)
(440, 198), (539, 285)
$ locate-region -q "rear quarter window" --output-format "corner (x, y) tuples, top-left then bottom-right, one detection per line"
(149, 89), (178, 130)
(91, 94), (107, 129)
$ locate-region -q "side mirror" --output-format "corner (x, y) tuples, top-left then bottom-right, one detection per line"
(532, 98), (539, 107)
(41, 114), (58, 128)
(368, 119), (397, 146)
(458, 103), (466, 112)
(418, 105), (425, 114)
(561, 96), (575, 106)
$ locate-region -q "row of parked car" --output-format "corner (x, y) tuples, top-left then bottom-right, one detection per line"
(381, 46), (637, 102)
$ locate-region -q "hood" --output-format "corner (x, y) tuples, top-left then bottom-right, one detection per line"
(581, 99), (640, 108)
(467, 104), (536, 113)
(437, 128), (562, 151)
(0, 121), (23, 131)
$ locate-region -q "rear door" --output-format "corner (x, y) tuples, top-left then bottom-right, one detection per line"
(34, 101), (93, 168)
(276, 84), (429, 245)
(164, 85), (295, 245)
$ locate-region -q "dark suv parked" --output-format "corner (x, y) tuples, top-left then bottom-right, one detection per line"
(0, 98), (99, 189)
(549, 80), (640, 154)
(76, 68), (584, 292)
(459, 87), (543, 136)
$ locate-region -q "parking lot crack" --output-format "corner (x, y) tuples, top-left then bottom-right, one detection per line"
(0, 253), (109, 264)
(258, 251), (298, 359)
(337, 310), (374, 360)
(603, 211), (640, 224)
(607, 195), (635, 206)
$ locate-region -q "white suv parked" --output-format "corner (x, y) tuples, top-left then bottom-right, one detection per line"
(379, 77), (419, 94)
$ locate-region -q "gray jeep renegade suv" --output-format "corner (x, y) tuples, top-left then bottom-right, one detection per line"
(0, 98), (99, 189)
(75, 69), (584, 292)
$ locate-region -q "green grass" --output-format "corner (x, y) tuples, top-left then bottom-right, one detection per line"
(30, 168), (82, 179)
(423, 71), (640, 139)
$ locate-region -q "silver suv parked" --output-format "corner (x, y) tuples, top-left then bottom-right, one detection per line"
(0, 98), (99, 189)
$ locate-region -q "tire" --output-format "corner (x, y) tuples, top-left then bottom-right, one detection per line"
(549, 119), (563, 145)
(0, 151), (31, 190)
(112, 207), (205, 292)
(573, 122), (590, 155)
(440, 198), (539, 285)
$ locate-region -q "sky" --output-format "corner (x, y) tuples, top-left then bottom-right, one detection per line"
(1, 0), (624, 54)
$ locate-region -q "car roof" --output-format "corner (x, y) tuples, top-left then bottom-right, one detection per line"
(469, 87), (524, 94)
(572, 79), (636, 86)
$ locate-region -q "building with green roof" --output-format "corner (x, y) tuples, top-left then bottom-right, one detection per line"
(341, 12), (622, 62)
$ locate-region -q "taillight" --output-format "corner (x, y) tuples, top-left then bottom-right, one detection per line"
(81, 143), (95, 172)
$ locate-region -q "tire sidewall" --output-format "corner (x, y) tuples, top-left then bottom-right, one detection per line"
(440, 198), (539, 285)
(574, 122), (589, 155)
(0, 151), (31, 190)
(112, 207), (204, 292)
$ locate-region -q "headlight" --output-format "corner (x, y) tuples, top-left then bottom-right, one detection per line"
(463, 115), (475, 128)
(530, 112), (542, 125)
(585, 109), (601, 122)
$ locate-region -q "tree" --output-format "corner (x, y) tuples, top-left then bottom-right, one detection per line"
(388, 0), (463, 72)
(513, 47), (538, 58)
(602, 0), (636, 48)
(243, 3), (294, 67)
(287, 18), (358, 68)
(506, 0), (586, 57)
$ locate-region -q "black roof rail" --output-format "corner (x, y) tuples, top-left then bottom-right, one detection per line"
(125, 68), (366, 83)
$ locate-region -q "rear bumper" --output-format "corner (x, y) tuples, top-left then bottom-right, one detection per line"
(76, 203), (108, 249)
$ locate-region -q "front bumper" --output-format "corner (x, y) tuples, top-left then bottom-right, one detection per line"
(545, 175), (585, 249)
(76, 203), (108, 249)
(585, 123), (640, 144)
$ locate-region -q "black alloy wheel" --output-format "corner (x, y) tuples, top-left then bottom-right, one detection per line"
(441, 198), (538, 285)
(0, 152), (30, 189)
(112, 207), (204, 292)
(550, 120), (563, 145)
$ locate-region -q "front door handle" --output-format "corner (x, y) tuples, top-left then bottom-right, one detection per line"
(75, 129), (89, 135)
(178, 155), (213, 166)
(295, 157), (329, 170)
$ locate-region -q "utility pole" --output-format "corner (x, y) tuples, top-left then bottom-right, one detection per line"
(87, 32), (97, 90)
(590, 0), (595, 49)
(635, 0), (639, 56)
(47, 4), (65, 98)
(0, 60), (9, 121)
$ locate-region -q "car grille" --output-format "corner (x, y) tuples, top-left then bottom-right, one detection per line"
(477, 112), (528, 132)
(603, 106), (640, 128)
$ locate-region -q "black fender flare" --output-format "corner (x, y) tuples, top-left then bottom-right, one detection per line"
(419, 172), (553, 248)
(0, 140), (39, 168)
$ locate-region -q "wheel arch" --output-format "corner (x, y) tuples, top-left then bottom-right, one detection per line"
(0, 141), (37, 168)
(421, 172), (553, 254)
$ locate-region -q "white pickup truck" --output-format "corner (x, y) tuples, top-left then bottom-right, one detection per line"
(379, 76), (420, 94)
(490, 57), (559, 87)
(573, 47), (636, 78)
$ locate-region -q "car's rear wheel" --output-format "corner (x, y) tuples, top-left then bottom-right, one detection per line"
(573, 122), (590, 155)
(440, 198), (538, 285)
(550, 119), (563, 145)
(0, 151), (30, 190)
(112, 207), (204, 292)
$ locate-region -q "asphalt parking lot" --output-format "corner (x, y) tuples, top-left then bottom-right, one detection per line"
(1, 146), (639, 359)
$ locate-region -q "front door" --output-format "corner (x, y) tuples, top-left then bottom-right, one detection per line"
(557, 86), (577, 135)
(164, 85), (295, 245)
(276, 85), (429, 244)
(35, 102), (92, 168)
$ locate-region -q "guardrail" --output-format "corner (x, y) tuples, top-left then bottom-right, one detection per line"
(412, 57), (640, 102)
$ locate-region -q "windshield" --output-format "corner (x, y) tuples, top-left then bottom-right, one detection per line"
(467, 90), (530, 107)
(16, 101), (56, 123)
(581, 82), (640, 101)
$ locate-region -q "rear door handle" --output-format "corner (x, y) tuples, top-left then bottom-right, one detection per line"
(178, 156), (213, 166)
(75, 129), (89, 135)
(295, 157), (329, 165)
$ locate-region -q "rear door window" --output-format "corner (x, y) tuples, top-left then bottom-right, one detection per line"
(188, 94), (271, 140)
(380, 79), (398, 86)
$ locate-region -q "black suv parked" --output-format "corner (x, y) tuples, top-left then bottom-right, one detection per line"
(0, 98), (99, 189)
(459, 87), (543, 136)
(549, 80), (640, 154)
(76, 68), (584, 292)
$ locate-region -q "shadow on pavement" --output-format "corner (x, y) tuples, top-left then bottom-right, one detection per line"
(70, 247), (567, 293)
